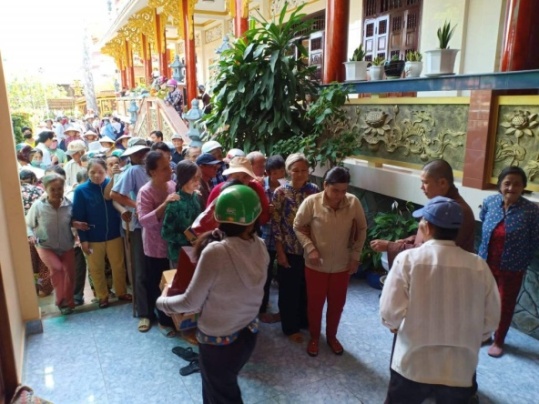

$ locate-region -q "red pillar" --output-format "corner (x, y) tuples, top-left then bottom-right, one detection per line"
(234, 0), (248, 38)
(500, 0), (539, 71)
(323, 0), (350, 83)
(142, 34), (152, 87)
(183, 0), (197, 106)
(126, 42), (135, 89)
(120, 67), (127, 90)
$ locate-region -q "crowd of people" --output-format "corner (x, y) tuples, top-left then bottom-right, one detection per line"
(16, 114), (539, 402)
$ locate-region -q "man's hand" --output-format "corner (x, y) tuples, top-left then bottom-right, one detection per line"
(72, 221), (90, 231)
(370, 239), (389, 252)
(121, 211), (133, 222)
(307, 249), (322, 267)
(28, 236), (37, 245)
(348, 259), (360, 275)
(81, 241), (92, 255)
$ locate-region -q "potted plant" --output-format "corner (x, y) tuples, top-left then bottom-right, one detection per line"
(360, 201), (419, 289)
(368, 56), (385, 81)
(344, 44), (369, 81)
(383, 54), (406, 80)
(424, 21), (459, 76)
(404, 50), (423, 78)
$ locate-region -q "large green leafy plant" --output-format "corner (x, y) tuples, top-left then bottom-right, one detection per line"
(204, 4), (318, 153)
(273, 82), (359, 168)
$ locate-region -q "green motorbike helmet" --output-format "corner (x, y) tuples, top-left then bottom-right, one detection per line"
(214, 184), (262, 225)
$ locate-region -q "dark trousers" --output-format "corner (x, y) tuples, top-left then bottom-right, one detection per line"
(277, 253), (308, 335)
(491, 266), (525, 346)
(73, 246), (87, 301)
(259, 250), (276, 314)
(130, 229), (150, 318)
(144, 255), (174, 327)
(198, 328), (257, 404)
(385, 369), (475, 404)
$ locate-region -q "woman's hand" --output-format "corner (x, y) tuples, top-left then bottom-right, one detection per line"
(370, 239), (389, 252)
(121, 211), (132, 222)
(28, 236), (37, 245)
(161, 285), (169, 298)
(307, 249), (322, 267)
(276, 250), (290, 268)
(165, 193), (180, 204)
(81, 241), (92, 255)
(348, 259), (360, 275)
(72, 221), (90, 231)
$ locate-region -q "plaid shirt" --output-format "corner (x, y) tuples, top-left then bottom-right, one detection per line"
(260, 177), (276, 251)
(210, 164), (226, 187)
(165, 88), (184, 114)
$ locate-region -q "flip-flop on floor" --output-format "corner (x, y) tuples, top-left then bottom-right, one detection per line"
(179, 360), (200, 376)
(172, 346), (199, 362)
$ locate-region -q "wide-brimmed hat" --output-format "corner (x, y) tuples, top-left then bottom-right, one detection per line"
(83, 130), (98, 138)
(99, 136), (115, 145)
(201, 140), (222, 154)
(223, 157), (256, 178)
(66, 140), (87, 155)
(64, 124), (81, 134)
(116, 134), (132, 142)
(122, 137), (150, 157)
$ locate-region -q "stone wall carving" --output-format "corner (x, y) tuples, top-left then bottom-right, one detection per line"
(345, 103), (468, 170)
(205, 25), (223, 44)
(270, 0), (303, 16)
(493, 106), (539, 185)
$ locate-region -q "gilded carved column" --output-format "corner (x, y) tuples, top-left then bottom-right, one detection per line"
(125, 40), (136, 89)
(500, 0), (539, 71)
(155, 12), (169, 76)
(142, 34), (152, 86)
(323, 0), (350, 83)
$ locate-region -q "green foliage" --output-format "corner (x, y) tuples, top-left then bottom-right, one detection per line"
(350, 44), (366, 62)
(390, 54), (400, 62)
(371, 56), (385, 66)
(361, 201), (419, 271)
(272, 83), (359, 168)
(437, 21), (456, 49)
(7, 76), (66, 112)
(11, 112), (32, 144)
(405, 50), (422, 62)
(203, 3), (318, 154)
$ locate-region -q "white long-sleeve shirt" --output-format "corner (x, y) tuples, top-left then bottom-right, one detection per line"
(380, 239), (501, 387)
(156, 236), (269, 337)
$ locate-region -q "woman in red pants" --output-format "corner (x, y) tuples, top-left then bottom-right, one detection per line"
(293, 166), (367, 357)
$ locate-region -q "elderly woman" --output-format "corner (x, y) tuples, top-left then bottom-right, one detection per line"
(26, 174), (77, 314)
(294, 166), (367, 356)
(271, 153), (319, 343)
(478, 166), (539, 358)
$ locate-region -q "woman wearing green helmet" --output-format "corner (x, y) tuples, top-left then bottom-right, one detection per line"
(157, 184), (269, 403)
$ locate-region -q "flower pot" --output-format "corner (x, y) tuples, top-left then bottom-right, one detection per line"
(383, 60), (405, 79)
(368, 65), (384, 81)
(424, 49), (459, 76)
(344, 61), (369, 81)
(404, 61), (423, 78)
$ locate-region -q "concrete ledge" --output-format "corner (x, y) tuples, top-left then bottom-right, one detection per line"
(25, 319), (43, 336)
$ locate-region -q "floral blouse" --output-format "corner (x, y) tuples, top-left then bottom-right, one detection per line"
(271, 181), (319, 255)
(21, 184), (44, 215)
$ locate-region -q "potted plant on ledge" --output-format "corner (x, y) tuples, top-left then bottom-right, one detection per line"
(384, 54), (406, 80)
(344, 44), (369, 81)
(368, 56), (385, 81)
(424, 21), (459, 76)
(404, 50), (423, 78)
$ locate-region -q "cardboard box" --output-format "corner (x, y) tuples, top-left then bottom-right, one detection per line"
(160, 269), (199, 331)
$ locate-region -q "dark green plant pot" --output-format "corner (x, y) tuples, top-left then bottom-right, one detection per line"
(383, 60), (405, 79)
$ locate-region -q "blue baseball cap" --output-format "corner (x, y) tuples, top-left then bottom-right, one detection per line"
(196, 153), (222, 166)
(412, 196), (463, 229)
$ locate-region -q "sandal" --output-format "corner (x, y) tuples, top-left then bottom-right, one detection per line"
(259, 312), (281, 324)
(60, 307), (74, 315)
(288, 332), (304, 344)
(327, 338), (344, 355)
(138, 318), (151, 333)
(172, 346), (199, 362)
(117, 294), (132, 301)
(159, 325), (177, 338)
(98, 299), (109, 309)
(307, 339), (319, 357)
(179, 360), (200, 376)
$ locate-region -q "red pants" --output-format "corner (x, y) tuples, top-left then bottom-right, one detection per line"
(305, 267), (350, 340)
(490, 266), (525, 346)
(36, 248), (75, 308)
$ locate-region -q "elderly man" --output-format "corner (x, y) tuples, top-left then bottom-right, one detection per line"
(170, 133), (185, 163)
(371, 159), (475, 266)
(380, 196), (500, 403)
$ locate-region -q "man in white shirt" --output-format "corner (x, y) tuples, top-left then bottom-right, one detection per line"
(380, 196), (501, 403)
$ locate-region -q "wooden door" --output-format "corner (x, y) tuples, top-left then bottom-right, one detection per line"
(364, 15), (389, 61)
(0, 266), (17, 403)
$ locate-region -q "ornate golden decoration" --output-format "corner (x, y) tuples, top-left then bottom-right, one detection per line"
(128, 6), (156, 51)
(357, 105), (465, 161)
(226, 0), (235, 17)
(102, 36), (128, 70)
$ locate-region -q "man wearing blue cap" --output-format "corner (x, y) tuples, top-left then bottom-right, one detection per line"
(380, 196), (501, 403)
(196, 153), (223, 208)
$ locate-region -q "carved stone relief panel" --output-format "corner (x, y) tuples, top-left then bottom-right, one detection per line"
(205, 25), (223, 44)
(493, 106), (539, 184)
(344, 103), (468, 170)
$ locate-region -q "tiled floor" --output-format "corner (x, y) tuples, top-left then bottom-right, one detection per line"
(24, 279), (539, 404)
